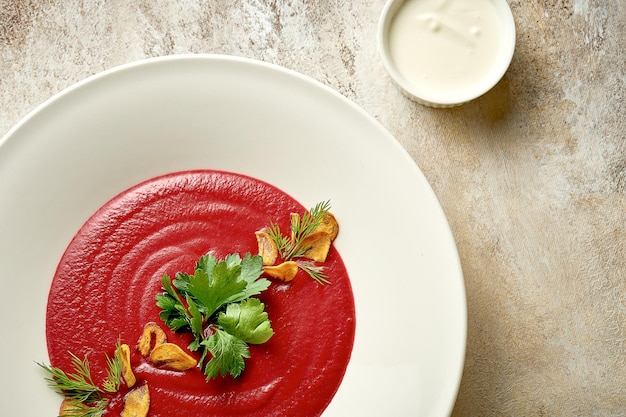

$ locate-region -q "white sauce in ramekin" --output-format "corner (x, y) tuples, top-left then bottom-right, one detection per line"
(379, 0), (515, 106)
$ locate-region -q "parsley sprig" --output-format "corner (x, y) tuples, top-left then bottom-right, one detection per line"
(266, 200), (332, 284)
(156, 252), (274, 380)
(37, 340), (123, 416)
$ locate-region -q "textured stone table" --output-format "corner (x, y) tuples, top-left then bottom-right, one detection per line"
(2, 1), (625, 415)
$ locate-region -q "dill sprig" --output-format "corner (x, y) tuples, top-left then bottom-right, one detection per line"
(296, 260), (331, 285)
(286, 200), (331, 259)
(38, 340), (124, 417)
(267, 200), (332, 284)
(102, 339), (123, 393)
(38, 353), (102, 404)
(266, 222), (291, 256)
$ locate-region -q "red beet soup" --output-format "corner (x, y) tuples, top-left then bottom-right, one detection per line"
(46, 170), (356, 416)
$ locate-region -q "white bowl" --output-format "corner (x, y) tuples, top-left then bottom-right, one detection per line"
(0, 55), (466, 417)
(378, 0), (516, 107)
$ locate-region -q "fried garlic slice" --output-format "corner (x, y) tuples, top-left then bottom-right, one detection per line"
(149, 342), (198, 371)
(119, 343), (136, 388)
(289, 212), (300, 242)
(137, 322), (167, 356)
(291, 210), (337, 263)
(263, 261), (299, 282)
(59, 399), (89, 417)
(120, 384), (150, 417)
(255, 228), (278, 265)
(316, 212), (339, 241)
(301, 231), (332, 263)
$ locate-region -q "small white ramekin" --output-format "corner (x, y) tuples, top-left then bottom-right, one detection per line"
(378, 0), (516, 108)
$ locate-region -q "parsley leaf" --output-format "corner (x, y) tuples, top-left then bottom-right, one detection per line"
(186, 295), (205, 344)
(186, 262), (246, 318)
(156, 252), (273, 379)
(217, 298), (274, 344)
(201, 328), (250, 379)
(224, 253), (270, 303)
(196, 253), (217, 276)
(156, 274), (191, 332)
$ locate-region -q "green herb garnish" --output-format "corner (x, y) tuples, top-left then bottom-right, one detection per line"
(295, 260), (331, 285)
(266, 200), (332, 284)
(37, 340), (124, 416)
(156, 252), (274, 380)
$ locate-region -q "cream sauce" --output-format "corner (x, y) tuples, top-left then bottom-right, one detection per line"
(388, 0), (504, 99)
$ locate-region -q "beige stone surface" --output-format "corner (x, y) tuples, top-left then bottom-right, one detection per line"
(1, 0), (625, 415)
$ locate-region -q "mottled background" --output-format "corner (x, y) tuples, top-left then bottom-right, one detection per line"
(1, 0), (625, 416)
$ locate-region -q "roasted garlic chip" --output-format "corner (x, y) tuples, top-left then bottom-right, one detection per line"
(149, 342), (198, 371)
(291, 211), (339, 242)
(255, 228), (278, 265)
(316, 212), (339, 241)
(263, 261), (299, 282)
(301, 231), (332, 263)
(59, 399), (89, 417)
(120, 383), (150, 417)
(137, 322), (167, 356)
(119, 343), (136, 388)
(289, 213), (300, 242)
